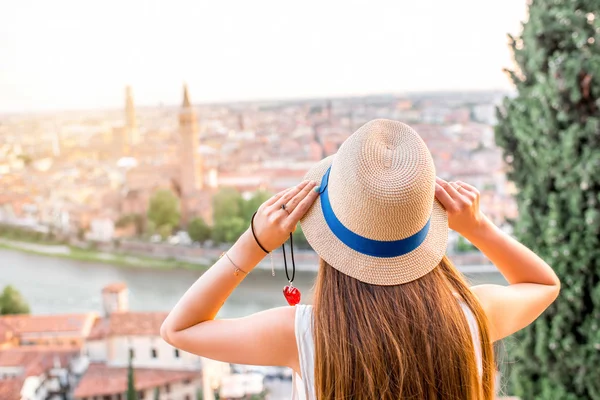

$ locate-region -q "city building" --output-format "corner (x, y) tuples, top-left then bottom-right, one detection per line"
(0, 313), (92, 399)
(75, 283), (203, 400)
(0, 279), (272, 400)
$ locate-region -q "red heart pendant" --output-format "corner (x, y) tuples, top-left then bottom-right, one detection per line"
(283, 285), (301, 306)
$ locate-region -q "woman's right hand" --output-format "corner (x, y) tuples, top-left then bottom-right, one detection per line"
(252, 180), (319, 252)
(434, 177), (489, 237)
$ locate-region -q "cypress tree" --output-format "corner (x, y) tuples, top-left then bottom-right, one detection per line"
(127, 353), (136, 400)
(495, 0), (600, 398)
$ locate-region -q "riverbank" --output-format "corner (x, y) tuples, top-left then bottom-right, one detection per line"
(0, 238), (209, 271)
(1, 233), (497, 275)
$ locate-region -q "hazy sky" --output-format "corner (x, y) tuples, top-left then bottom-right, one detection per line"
(0, 0), (527, 112)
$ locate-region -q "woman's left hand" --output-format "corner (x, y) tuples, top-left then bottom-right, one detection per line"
(252, 180), (320, 251)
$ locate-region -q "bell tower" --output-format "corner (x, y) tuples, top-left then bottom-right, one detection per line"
(124, 86), (139, 154)
(179, 84), (203, 221)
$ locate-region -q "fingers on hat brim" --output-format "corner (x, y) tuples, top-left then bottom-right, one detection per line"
(300, 155), (449, 285)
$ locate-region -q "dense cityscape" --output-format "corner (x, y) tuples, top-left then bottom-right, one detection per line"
(0, 87), (518, 400)
(0, 87), (516, 247)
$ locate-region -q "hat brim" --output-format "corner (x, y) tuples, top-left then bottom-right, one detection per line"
(300, 155), (449, 285)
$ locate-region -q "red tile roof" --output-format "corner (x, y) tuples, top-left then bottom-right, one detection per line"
(0, 346), (79, 376)
(87, 317), (110, 340)
(108, 312), (168, 336)
(74, 363), (200, 398)
(0, 378), (24, 400)
(87, 311), (168, 340)
(0, 349), (41, 368)
(0, 313), (95, 335)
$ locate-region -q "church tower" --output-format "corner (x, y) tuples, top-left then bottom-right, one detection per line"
(179, 84), (203, 221)
(124, 86), (139, 153)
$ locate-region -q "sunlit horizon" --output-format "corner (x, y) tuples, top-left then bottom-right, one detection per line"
(1, 0), (527, 113)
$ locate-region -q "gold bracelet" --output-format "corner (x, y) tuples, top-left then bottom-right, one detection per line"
(220, 252), (248, 277)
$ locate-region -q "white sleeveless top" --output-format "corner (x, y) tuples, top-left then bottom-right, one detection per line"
(292, 303), (482, 400)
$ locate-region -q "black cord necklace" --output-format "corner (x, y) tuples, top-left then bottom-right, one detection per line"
(282, 233), (296, 283)
(250, 211), (300, 306)
(282, 232), (300, 306)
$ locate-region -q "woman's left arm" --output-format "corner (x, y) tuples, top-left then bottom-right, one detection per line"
(160, 180), (318, 370)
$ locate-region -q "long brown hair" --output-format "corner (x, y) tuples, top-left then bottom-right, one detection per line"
(313, 255), (494, 399)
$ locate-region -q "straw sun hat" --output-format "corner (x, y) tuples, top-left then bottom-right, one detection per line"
(300, 119), (448, 286)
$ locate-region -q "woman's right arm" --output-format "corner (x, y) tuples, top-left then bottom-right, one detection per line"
(435, 178), (560, 342)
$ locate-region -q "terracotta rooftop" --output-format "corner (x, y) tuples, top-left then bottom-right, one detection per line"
(87, 317), (110, 340)
(0, 346), (79, 376)
(74, 363), (200, 398)
(0, 378), (24, 400)
(88, 311), (169, 340)
(0, 313), (96, 335)
(108, 311), (168, 337)
(0, 349), (41, 369)
(102, 282), (128, 293)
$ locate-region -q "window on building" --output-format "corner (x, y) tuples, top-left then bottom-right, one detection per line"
(103, 396), (111, 400)
(151, 348), (157, 358)
(185, 395), (191, 400)
(165, 383), (171, 393)
(174, 349), (180, 358)
(183, 378), (191, 385)
(137, 390), (145, 399)
(129, 348), (135, 359)
(115, 394), (122, 400)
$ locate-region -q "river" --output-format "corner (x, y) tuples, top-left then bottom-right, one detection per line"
(1, 248), (506, 317)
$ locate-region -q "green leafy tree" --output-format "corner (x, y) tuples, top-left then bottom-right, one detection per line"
(145, 220), (157, 237)
(495, 1), (600, 398)
(188, 217), (211, 243)
(293, 225), (311, 250)
(126, 352), (136, 400)
(241, 190), (272, 222)
(455, 236), (476, 253)
(249, 390), (269, 400)
(116, 214), (133, 228)
(147, 190), (180, 232)
(116, 214), (145, 235)
(0, 285), (30, 315)
(154, 387), (159, 400)
(211, 188), (270, 243)
(212, 188), (243, 223)
(157, 224), (174, 240)
(212, 216), (246, 244)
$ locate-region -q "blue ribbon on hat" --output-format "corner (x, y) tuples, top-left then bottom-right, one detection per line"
(318, 166), (431, 258)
